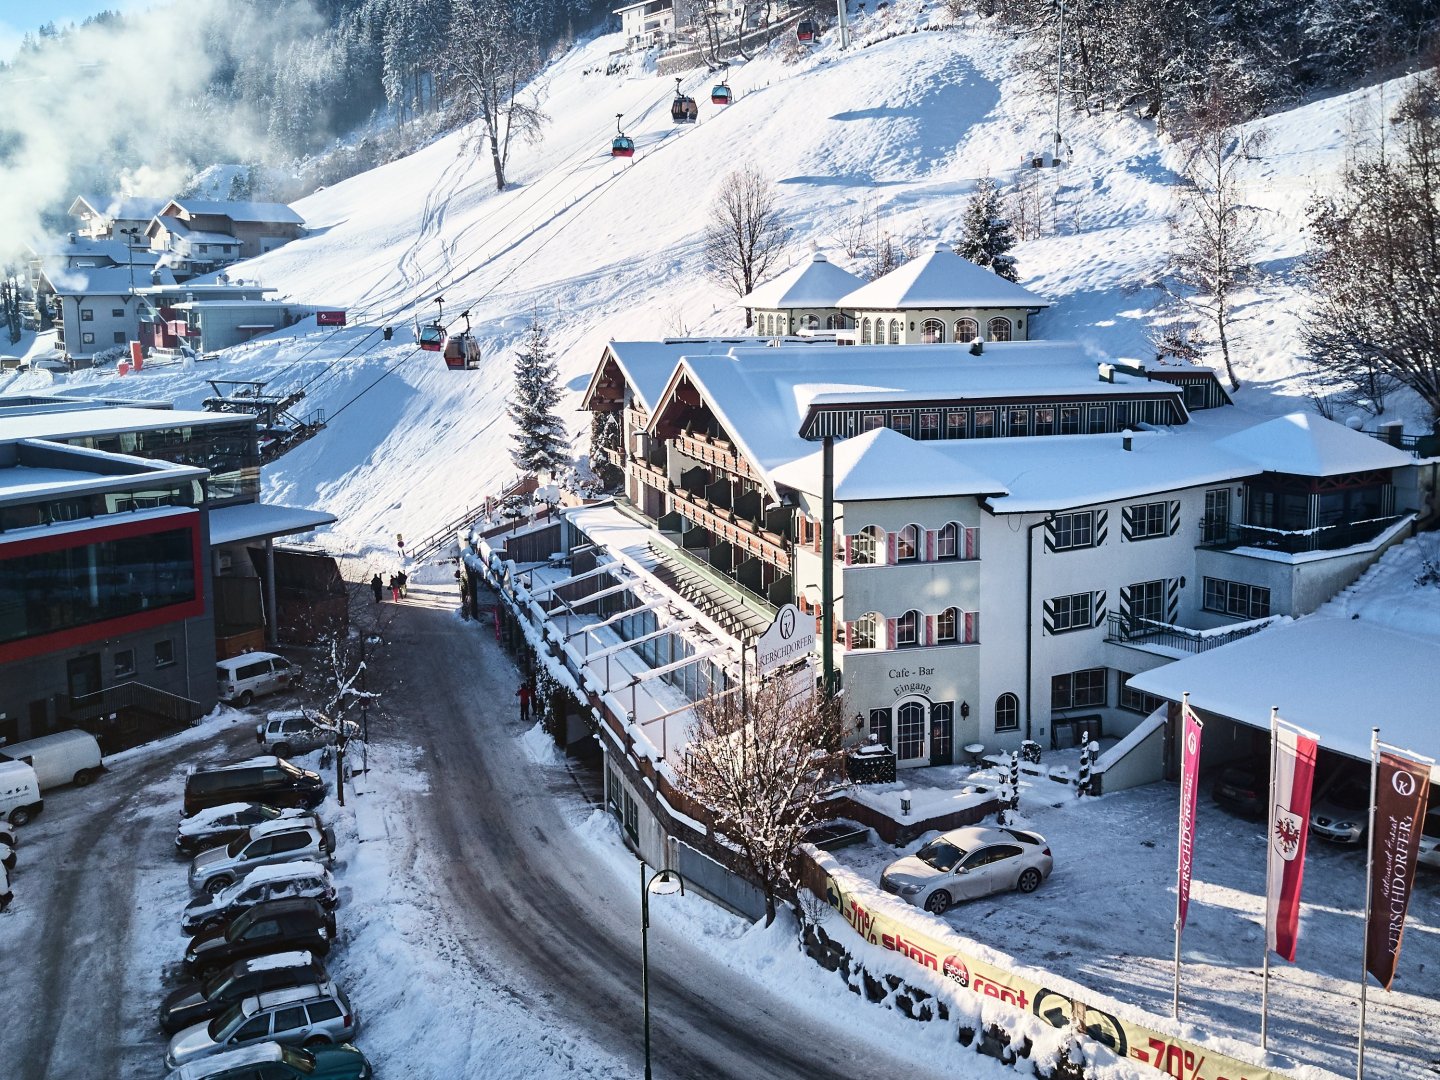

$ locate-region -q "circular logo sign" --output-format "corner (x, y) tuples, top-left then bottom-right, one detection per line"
(943, 955), (969, 987)
(1186, 731), (1198, 754)
(1392, 770), (1417, 797)
(779, 607), (796, 639)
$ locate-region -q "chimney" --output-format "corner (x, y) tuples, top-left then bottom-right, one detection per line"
(969, 338), (983, 356)
(1122, 433), (1133, 452)
(1098, 362), (1115, 383)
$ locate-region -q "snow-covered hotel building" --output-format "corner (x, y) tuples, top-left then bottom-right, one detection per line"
(580, 330), (1426, 769)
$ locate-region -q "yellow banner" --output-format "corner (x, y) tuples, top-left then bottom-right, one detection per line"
(816, 862), (1292, 1080)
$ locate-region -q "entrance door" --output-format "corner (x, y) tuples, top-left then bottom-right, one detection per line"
(930, 702), (954, 766)
(67, 654), (102, 701)
(895, 700), (927, 763)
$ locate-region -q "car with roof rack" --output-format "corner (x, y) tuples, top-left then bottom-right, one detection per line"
(189, 820), (335, 896)
(162, 1039), (371, 1080)
(159, 951), (330, 1036)
(165, 979), (357, 1068)
(182, 861), (337, 935)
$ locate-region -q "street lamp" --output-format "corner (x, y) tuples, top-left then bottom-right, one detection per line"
(640, 864), (687, 1080)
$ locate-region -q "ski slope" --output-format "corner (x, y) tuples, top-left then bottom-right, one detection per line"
(3, 1), (1428, 564)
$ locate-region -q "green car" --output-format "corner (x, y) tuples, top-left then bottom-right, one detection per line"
(163, 1040), (371, 1080)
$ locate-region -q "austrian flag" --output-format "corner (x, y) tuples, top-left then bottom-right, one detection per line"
(1266, 723), (1319, 962)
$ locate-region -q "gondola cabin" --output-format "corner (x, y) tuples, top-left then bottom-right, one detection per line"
(612, 135), (635, 158)
(797, 18), (816, 42)
(443, 333), (482, 370)
(711, 83), (731, 105)
(671, 94), (697, 123)
(418, 323), (445, 352)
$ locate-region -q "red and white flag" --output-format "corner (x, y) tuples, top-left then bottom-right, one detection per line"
(1177, 700), (1204, 930)
(1267, 723), (1318, 962)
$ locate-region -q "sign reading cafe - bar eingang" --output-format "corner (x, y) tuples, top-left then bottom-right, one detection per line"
(756, 603), (817, 676)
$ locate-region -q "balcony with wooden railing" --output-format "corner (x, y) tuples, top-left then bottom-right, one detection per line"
(669, 484), (791, 572)
(673, 431), (759, 482)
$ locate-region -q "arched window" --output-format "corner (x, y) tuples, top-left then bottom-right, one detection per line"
(895, 609), (920, 647)
(826, 313), (846, 330)
(995, 692), (1020, 732)
(888, 318), (901, 344)
(852, 612), (878, 649)
(802, 313), (819, 329)
(936, 607), (958, 642)
(896, 700), (926, 760)
(987, 316), (1013, 341)
(851, 524), (883, 564)
(861, 318), (872, 344)
(921, 318), (944, 344)
(954, 318), (979, 343)
(896, 524), (919, 562)
(937, 522), (958, 559)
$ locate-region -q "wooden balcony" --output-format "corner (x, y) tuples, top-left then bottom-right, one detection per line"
(670, 485), (790, 572)
(674, 431), (759, 482)
(627, 455), (669, 490)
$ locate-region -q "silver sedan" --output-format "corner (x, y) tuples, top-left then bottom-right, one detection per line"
(880, 825), (1053, 915)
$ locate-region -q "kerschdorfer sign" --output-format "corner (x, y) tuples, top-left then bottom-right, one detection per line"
(756, 604), (816, 676)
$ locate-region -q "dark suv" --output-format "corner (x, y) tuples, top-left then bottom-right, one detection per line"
(160, 950), (329, 1035)
(184, 897), (335, 977)
(184, 758), (325, 817)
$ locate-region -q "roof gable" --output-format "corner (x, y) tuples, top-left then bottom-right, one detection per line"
(1213, 412), (1413, 476)
(837, 243), (1050, 311)
(739, 252), (866, 310)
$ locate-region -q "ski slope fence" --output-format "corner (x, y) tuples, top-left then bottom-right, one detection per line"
(799, 850), (1295, 1080)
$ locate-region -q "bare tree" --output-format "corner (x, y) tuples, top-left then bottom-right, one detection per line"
(704, 165), (791, 328)
(299, 596), (385, 807)
(1303, 66), (1440, 422)
(677, 675), (846, 926)
(445, 0), (549, 191)
(1166, 64), (1267, 391)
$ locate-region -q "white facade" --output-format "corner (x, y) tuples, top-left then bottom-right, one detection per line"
(615, 0), (674, 47)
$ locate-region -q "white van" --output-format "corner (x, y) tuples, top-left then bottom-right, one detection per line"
(0, 759), (43, 826)
(0, 729), (104, 791)
(217, 651), (299, 707)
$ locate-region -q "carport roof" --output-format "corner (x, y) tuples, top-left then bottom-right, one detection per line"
(209, 502), (336, 545)
(1127, 615), (1439, 779)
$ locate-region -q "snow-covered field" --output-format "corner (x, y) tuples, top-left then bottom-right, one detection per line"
(5, 1), (1430, 564)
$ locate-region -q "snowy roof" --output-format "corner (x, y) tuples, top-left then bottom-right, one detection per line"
(46, 237), (160, 265)
(42, 264), (177, 296)
(772, 426), (1008, 501)
(835, 243), (1051, 310)
(208, 502), (337, 545)
(0, 405), (239, 441)
(0, 464), (106, 499)
(233, 860), (327, 887)
(69, 195), (168, 221)
(739, 252), (866, 310)
(590, 337), (823, 415)
(154, 216), (238, 245)
(1128, 616), (1439, 780)
(168, 198), (304, 225)
(1212, 412), (1413, 476)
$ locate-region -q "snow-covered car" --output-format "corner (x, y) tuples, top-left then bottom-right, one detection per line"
(165, 980), (356, 1068)
(162, 1040), (371, 1080)
(189, 820), (335, 897)
(880, 825), (1053, 915)
(182, 861), (337, 936)
(255, 710), (358, 758)
(184, 898), (335, 977)
(1309, 772), (1370, 844)
(176, 803), (320, 857)
(0, 862), (10, 910)
(159, 951), (329, 1035)
(0, 840), (13, 871)
(1417, 808), (1440, 871)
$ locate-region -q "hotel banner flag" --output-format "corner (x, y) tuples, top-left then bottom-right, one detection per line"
(1266, 723), (1317, 963)
(1365, 749), (1432, 989)
(1177, 699), (1204, 931)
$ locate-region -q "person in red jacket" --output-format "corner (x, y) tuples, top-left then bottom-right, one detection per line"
(517, 682), (533, 722)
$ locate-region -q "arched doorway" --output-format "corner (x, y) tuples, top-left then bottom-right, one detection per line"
(871, 696), (958, 767)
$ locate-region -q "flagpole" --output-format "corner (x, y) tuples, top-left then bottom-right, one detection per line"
(1173, 693), (1188, 1021)
(1357, 726), (1379, 1080)
(1261, 705), (1278, 1052)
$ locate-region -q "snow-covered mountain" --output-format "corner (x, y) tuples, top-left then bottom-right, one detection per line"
(5, 2), (1425, 563)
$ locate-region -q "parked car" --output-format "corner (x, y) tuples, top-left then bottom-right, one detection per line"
(0, 729), (103, 789)
(162, 1040), (371, 1080)
(1310, 771), (1371, 844)
(1212, 760), (1267, 818)
(1416, 807), (1440, 871)
(217, 652), (299, 707)
(185, 897), (335, 977)
(256, 711), (357, 758)
(189, 820), (335, 896)
(0, 759), (43, 826)
(165, 980), (357, 1068)
(176, 803), (320, 857)
(160, 952), (329, 1036)
(0, 862), (11, 910)
(183, 861), (337, 935)
(880, 825), (1054, 915)
(183, 758), (325, 817)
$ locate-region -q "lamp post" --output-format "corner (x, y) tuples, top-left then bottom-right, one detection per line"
(119, 225), (141, 334)
(640, 864), (687, 1080)
(1053, 0), (1065, 165)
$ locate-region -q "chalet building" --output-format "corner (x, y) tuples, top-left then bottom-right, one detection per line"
(739, 252), (864, 336)
(615, 0), (674, 47)
(146, 199), (304, 279)
(42, 264), (179, 366)
(131, 281), (276, 356)
(581, 336), (1424, 769)
(0, 395), (336, 749)
(67, 195), (168, 241)
(23, 235), (162, 333)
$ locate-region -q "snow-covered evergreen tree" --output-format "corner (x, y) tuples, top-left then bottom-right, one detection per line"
(508, 317), (569, 478)
(955, 176), (1018, 281)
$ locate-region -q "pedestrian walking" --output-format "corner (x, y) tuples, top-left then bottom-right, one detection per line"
(390, 573), (401, 602)
(370, 573), (384, 603)
(397, 570), (409, 599)
(517, 681), (533, 723)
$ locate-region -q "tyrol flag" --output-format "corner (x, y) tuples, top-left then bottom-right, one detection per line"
(1366, 749), (1432, 989)
(1177, 701), (1204, 930)
(1266, 722), (1318, 962)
